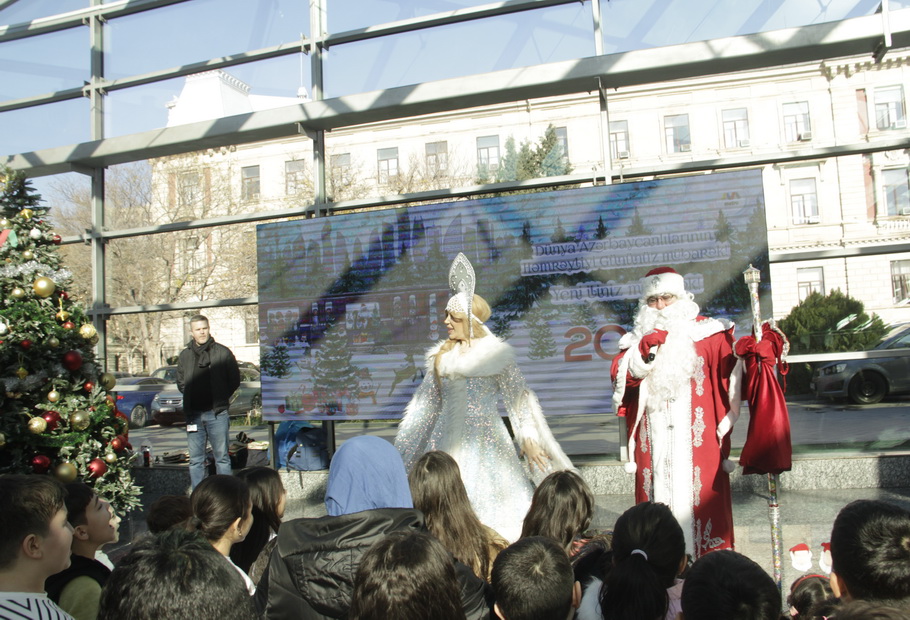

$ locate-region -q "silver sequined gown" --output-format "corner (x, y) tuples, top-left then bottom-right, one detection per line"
(395, 335), (573, 542)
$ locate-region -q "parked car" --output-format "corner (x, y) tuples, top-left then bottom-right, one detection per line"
(112, 376), (174, 428)
(811, 323), (910, 405)
(151, 367), (262, 426)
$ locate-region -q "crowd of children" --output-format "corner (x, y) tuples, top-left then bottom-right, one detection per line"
(2, 443), (910, 620)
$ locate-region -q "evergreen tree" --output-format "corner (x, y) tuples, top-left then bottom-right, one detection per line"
(310, 321), (360, 409)
(537, 125), (572, 177)
(595, 215), (609, 239)
(570, 302), (598, 332)
(551, 217), (568, 243)
(492, 137), (518, 183)
(627, 207), (653, 236)
(0, 167), (139, 514)
(526, 307), (556, 360)
(778, 289), (888, 355)
(260, 343), (292, 379)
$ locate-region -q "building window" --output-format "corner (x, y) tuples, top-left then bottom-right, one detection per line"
(241, 165), (260, 201)
(664, 114), (691, 153)
(875, 86), (906, 130)
(790, 178), (819, 225)
(722, 108), (750, 148)
(330, 153), (352, 185)
(285, 160), (306, 195)
(783, 102), (811, 142)
(610, 120), (629, 159)
(476, 135), (500, 173)
(892, 260), (910, 304)
(244, 314), (259, 344)
(425, 141), (448, 175)
(177, 171), (200, 209)
(797, 267), (825, 301)
(883, 168), (910, 216)
(554, 126), (569, 161)
(377, 147), (399, 184)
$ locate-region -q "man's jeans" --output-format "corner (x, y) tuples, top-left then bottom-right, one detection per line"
(186, 409), (231, 489)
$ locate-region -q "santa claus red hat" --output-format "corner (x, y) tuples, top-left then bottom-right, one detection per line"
(641, 267), (687, 301)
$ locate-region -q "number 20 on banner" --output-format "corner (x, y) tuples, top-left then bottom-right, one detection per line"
(564, 325), (627, 362)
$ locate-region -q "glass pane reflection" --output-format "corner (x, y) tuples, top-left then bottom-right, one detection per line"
(0, 29), (86, 102)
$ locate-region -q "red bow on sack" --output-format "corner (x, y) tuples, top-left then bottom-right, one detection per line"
(735, 323), (792, 476)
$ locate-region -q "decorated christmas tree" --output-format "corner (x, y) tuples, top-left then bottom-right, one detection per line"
(311, 321), (360, 413)
(0, 167), (140, 514)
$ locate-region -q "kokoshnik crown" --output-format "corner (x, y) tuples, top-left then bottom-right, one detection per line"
(445, 252), (480, 338)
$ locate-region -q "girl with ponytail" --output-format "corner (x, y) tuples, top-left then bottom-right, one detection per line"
(577, 502), (686, 620)
(188, 474), (256, 595)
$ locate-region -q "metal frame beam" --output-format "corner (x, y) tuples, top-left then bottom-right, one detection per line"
(6, 10), (910, 178)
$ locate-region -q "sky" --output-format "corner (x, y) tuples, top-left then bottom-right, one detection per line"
(0, 0), (906, 199)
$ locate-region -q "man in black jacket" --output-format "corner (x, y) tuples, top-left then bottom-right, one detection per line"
(177, 314), (241, 489)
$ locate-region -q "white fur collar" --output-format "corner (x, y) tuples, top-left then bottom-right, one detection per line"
(425, 335), (515, 378)
(618, 316), (733, 350)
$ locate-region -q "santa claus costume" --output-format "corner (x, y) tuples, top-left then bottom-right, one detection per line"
(395, 253), (573, 541)
(611, 267), (743, 558)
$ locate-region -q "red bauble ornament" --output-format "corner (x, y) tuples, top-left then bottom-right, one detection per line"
(59, 290), (69, 300)
(61, 350), (83, 371)
(52, 234), (62, 245)
(31, 454), (51, 473)
(87, 458), (107, 478)
(42, 410), (61, 431)
(83, 381), (95, 392)
(62, 321), (75, 330)
(110, 435), (127, 452)
(20, 339), (32, 350)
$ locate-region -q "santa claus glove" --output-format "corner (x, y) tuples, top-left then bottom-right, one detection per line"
(638, 329), (668, 362)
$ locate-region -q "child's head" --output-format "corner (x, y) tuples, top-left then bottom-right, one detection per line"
(146, 495), (193, 534)
(492, 536), (579, 620)
(188, 475), (252, 546)
(98, 529), (258, 620)
(681, 550), (781, 620)
(64, 482), (120, 548)
(520, 470), (594, 553)
(230, 467), (286, 572)
(600, 502), (686, 620)
(348, 531), (466, 620)
(830, 500), (910, 606)
(0, 474), (72, 579)
(235, 466), (286, 532)
(787, 575), (832, 618)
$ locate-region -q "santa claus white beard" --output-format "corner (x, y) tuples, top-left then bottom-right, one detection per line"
(634, 299), (701, 409)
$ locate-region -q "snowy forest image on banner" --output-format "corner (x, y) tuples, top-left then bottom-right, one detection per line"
(256, 168), (770, 421)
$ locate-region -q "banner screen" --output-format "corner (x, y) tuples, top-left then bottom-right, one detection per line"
(256, 169), (770, 421)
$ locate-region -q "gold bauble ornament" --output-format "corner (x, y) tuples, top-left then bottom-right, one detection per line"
(22, 249), (35, 261)
(47, 389), (61, 403)
(10, 287), (25, 299)
(28, 416), (47, 434)
(0, 320), (8, 336)
(55, 309), (71, 322)
(33, 276), (55, 298)
(16, 367), (27, 380)
(88, 334), (99, 345)
(69, 411), (90, 431)
(100, 373), (116, 391)
(104, 451), (118, 464)
(18, 208), (33, 220)
(0, 217), (9, 228)
(46, 336), (60, 348)
(79, 324), (97, 339)
(54, 462), (78, 483)
(0, 431), (5, 447)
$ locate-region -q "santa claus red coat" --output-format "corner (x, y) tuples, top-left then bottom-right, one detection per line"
(611, 316), (743, 559)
